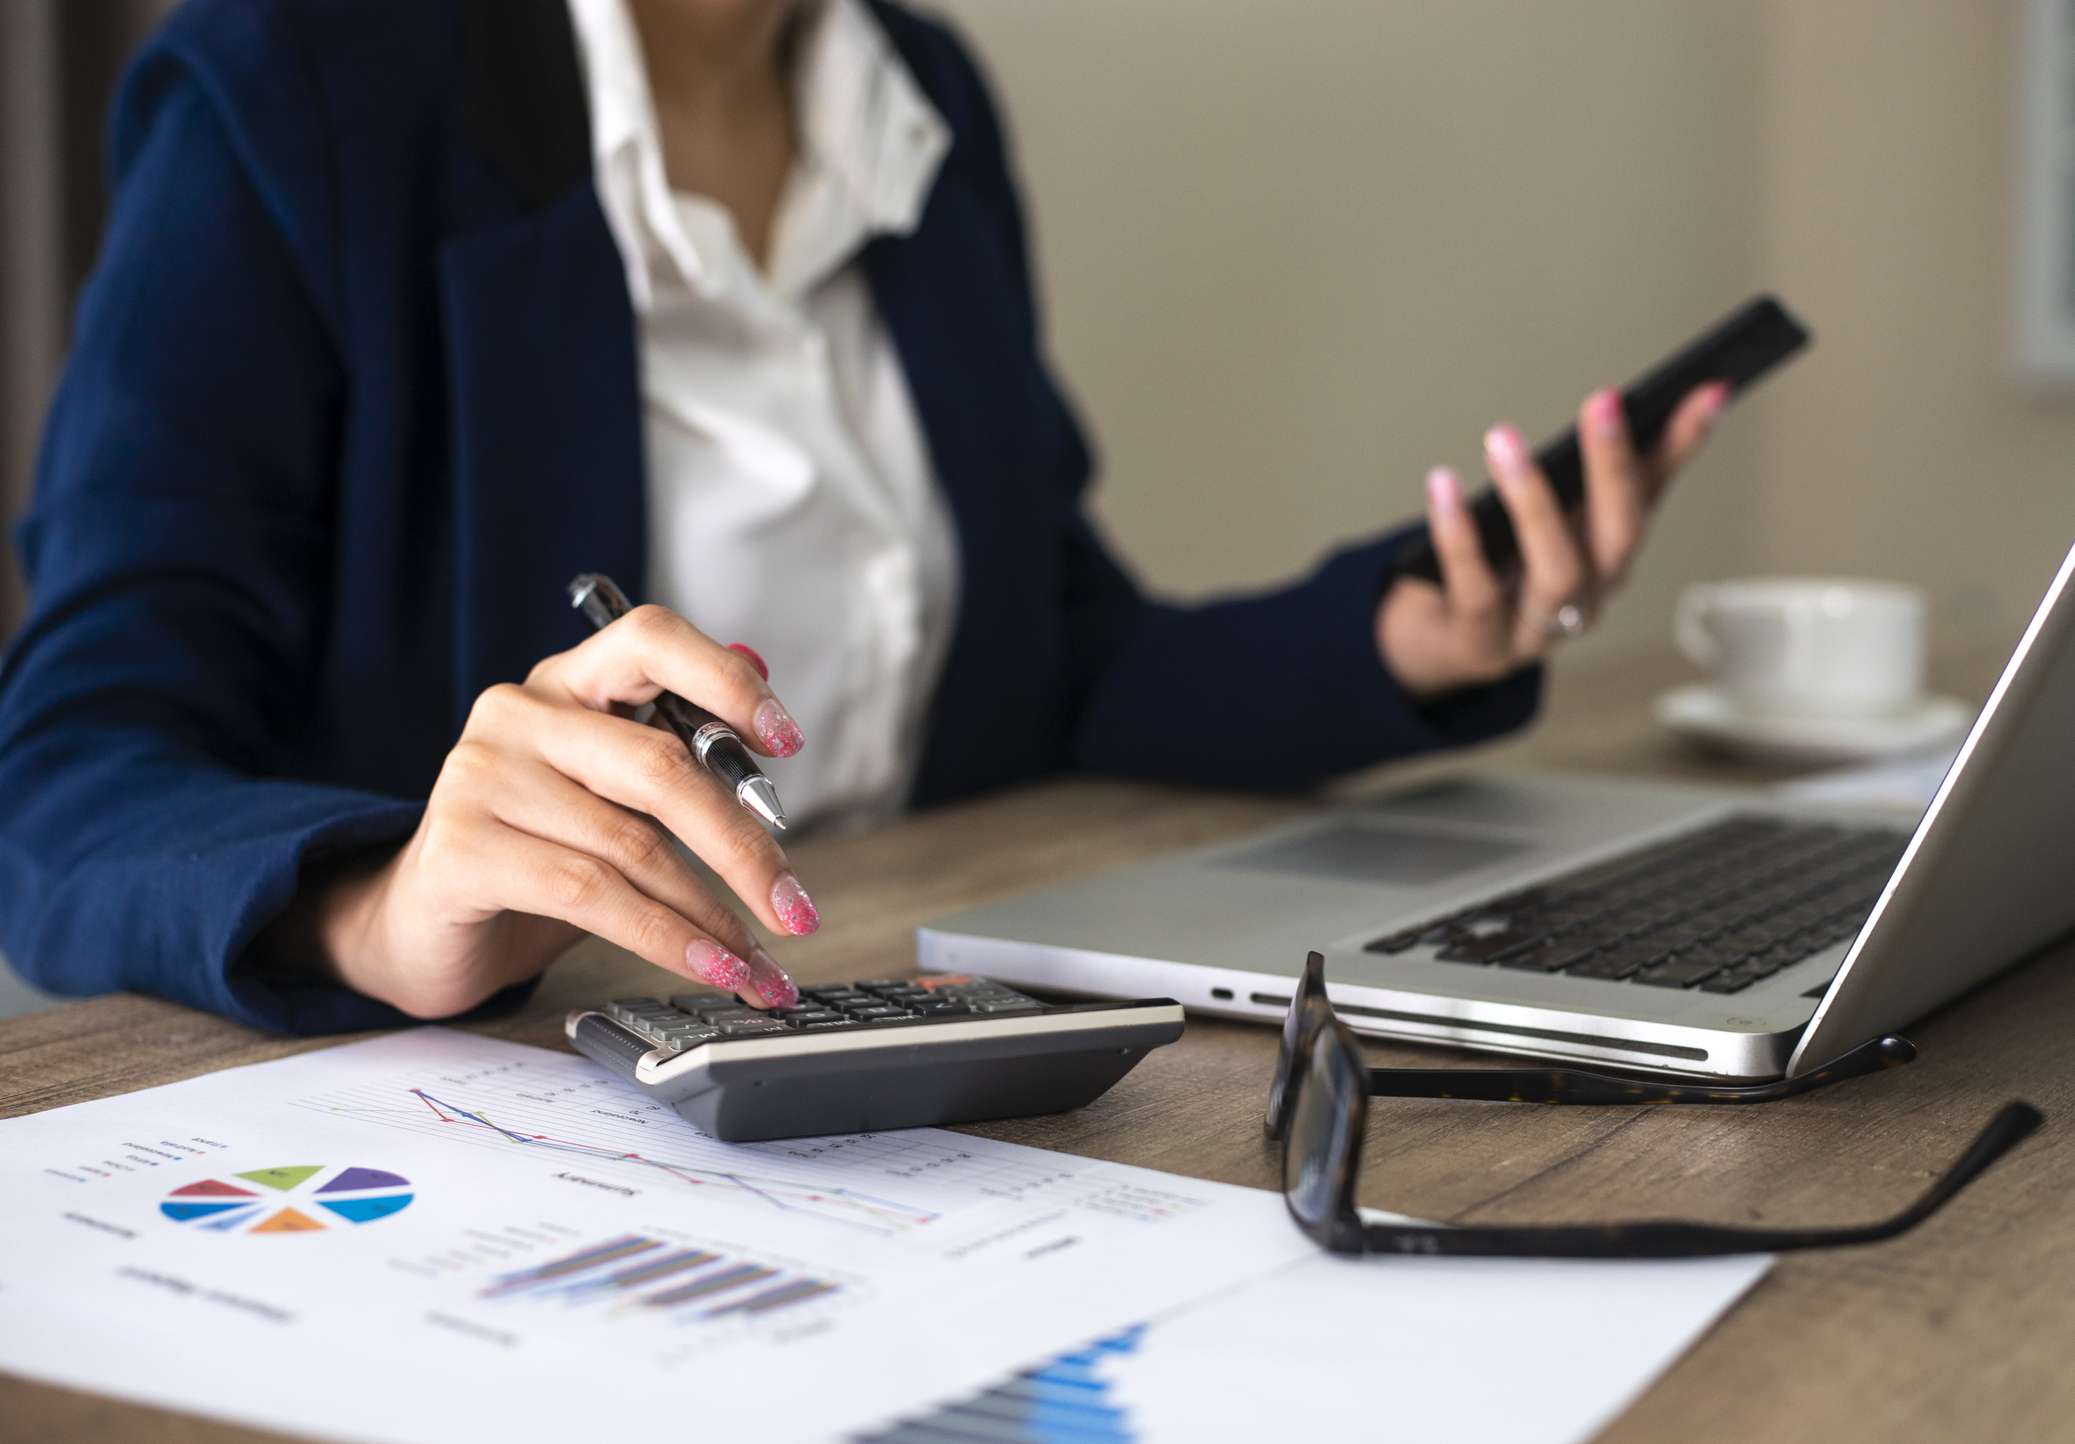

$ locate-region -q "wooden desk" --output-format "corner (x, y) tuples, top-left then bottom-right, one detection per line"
(5, 651), (2068, 1443)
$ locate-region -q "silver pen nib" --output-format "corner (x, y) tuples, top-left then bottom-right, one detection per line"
(738, 774), (789, 832)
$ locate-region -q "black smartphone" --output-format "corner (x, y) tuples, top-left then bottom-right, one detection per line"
(1388, 295), (1811, 586)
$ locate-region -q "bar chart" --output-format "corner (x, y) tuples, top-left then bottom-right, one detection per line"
(856, 1324), (1146, 1442)
(479, 1232), (849, 1326)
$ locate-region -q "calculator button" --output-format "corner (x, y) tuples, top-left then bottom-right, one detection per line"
(717, 1019), (792, 1037)
(653, 1028), (722, 1051)
(969, 1000), (1042, 1014)
(863, 1013), (929, 1025)
(607, 998), (669, 1023)
(910, 1000), (971, 1016)
(853, 979), (911, 991)
(669, 991), (733, 1012)
(698, 1007), (770, 1025)
(846, 1006), (910, 1021)
(781, 1010), (846, 1025)
(796, 1017), (862, 1031)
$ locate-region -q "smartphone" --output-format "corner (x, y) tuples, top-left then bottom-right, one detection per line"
(1388, 295), (1811, 586)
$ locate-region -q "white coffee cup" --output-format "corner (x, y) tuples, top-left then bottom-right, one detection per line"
(1674, 577), (1927, 719)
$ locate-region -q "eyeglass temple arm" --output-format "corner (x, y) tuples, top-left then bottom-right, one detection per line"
(1355, 1100), (2042, 1260)
(1361, 1035), (1917, 1106)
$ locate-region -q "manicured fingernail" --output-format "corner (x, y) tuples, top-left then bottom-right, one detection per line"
(753, 698), (804, 757)
(771, 873), (821, 936)
(1702, 381), (1732, 418)
(686, 940), (752, 990)
(747, 946), (799, 1009)
(1484, 424), (1525, 469)
(1587, 388), (1624, 436)
(728, 642), (769, 680)
(1425, 466), (1463, 514)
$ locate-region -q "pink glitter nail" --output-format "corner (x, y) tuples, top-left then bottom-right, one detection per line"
(753, 698), (805, 757)
(1586, 388), (1623, 434)
(771, 873), (821, 936)
(686, 940), (752, 990)
(1484, 424), (1526, 467)
(747, 947), (800, 1010)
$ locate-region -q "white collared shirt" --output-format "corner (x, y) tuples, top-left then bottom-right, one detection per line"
(566, 0), (959, 830)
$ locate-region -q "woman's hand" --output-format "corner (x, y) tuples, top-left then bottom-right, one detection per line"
(1377, 383), (1729, 698)
(278, 606), (815, 1019)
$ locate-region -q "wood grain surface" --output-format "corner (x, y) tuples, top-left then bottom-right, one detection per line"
(4, 649), (2064, 1444)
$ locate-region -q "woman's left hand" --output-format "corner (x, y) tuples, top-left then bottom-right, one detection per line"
(1376, 382), (1729, 698)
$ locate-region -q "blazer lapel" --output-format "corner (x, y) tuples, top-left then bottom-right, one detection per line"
(866, 179), (1080, 802)
(437, 0), (646, 713)
(458, 0), (591, 208)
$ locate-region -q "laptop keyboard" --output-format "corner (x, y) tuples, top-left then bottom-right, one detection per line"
(1362, 815), (1910, 995)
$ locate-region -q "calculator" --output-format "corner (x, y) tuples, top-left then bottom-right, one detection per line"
(564, 974), (1184, 1142)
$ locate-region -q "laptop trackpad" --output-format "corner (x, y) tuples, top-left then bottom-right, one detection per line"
(1219, 824), (1528, 886)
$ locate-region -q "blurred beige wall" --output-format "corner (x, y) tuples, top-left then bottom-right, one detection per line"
(6, 3), (2065, 666)
(937, 0), (2071, 665)
(1749, 0), (2075, 656)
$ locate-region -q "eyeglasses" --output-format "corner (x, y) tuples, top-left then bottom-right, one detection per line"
(1265, 950), (2043, 1259)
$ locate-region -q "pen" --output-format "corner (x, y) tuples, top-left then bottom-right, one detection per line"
(566, 573), (790, 832)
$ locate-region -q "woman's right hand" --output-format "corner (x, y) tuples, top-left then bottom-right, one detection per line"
(291, 605), (816, 1019)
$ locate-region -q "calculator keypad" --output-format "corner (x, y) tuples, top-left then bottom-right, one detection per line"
(606, 975), (1044, 1053)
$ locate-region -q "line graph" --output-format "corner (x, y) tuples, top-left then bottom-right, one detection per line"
(287, 1046), (1101, 1240)
(407, 1087), (936, 1233)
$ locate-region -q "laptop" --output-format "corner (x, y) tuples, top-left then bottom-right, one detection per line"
(919, 539), (2075, 1080)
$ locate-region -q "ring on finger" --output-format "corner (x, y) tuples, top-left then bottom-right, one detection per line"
(1534, 600), (1591, 641)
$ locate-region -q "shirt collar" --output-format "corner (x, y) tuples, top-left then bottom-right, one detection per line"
(564, 0), (949, 309)
(790, 0), (948, 237)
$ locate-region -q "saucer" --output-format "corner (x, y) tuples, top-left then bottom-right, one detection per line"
(1653, 684), (1972, 765)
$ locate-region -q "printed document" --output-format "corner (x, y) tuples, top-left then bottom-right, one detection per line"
(0, 1028), (1767, 1442)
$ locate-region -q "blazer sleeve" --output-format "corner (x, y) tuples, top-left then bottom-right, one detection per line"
(1059, 518), (1543, 788)
(0, 41), (426, 1032)
(922, 17), (1542, 791)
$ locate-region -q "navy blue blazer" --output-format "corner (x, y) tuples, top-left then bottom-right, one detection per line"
(0, 0), (1539, 1033)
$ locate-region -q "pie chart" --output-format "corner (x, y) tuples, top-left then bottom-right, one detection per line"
(159, 1165), (415, 1234)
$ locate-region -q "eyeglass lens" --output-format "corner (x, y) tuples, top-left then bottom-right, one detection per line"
(1285, 1026), (1360, 1231)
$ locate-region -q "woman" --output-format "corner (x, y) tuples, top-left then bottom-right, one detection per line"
(0, 0), (1722, 1031)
